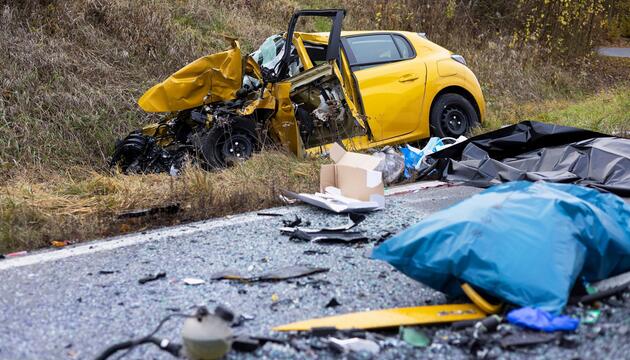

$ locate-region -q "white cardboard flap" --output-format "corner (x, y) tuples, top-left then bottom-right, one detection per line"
(329, 143), (382, 171)
(365, 170), (382, 188)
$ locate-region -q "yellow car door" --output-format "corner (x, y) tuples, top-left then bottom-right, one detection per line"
(342, 34), (426, 141)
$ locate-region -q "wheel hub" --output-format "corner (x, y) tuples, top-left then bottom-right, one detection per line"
(440, 106), (468, 136)
(221, 134), (253, 163)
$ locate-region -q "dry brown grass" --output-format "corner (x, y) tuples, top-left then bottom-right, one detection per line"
(0, 151), (321, 253)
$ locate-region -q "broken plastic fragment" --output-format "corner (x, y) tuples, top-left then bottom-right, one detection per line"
(325, 298), (341, 308)
(329, 337), (380, 355)
(582, 310), (601, 324)
(183, 278), (206, 286)
(258, 265), (328, 281)
(400, 327), (431, 347)
(279, 213), (366, 234)
(51, 240), (69, 248)
(117, 204), (180, 219)
(138, 271), (166, 284)
(500, 332), (559, 348)
(282, 215), (309, 228)
(211, 265), (328, 282)
(289, 229), (368, 243)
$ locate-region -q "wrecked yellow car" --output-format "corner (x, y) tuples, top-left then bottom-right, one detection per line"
(111, 9), (485, 173)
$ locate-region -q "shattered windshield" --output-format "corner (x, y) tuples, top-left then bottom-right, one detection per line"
(250, 34), (301, 78)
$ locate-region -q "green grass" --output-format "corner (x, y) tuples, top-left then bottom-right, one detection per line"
(534, 87), (630, 135)
(480, 86), (630, 136)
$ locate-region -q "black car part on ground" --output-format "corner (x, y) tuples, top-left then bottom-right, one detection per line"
(210, 265), (329, 282)
(109, 132), (189, 174)
(289, 229), (368, 243)
(418, 121), (630, 196)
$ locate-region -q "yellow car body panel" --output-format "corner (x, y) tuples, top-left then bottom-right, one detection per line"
(138, 40), (243, 112)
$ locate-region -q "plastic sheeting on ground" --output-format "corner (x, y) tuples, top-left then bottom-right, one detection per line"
(417, 121), (630, 197)
(372, 181), (630, 314)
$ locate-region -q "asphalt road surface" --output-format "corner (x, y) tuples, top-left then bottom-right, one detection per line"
(597, 47), (630, 58)
(1, 185), (628, 360)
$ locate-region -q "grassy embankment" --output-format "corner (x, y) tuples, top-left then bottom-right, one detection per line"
(1, 0), (629, 253)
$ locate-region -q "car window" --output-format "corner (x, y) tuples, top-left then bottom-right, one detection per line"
(393, 34), (413, 59)
(346, 35), (401, 65)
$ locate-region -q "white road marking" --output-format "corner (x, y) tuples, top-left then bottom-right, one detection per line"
(0, 182), (449, 271)
(0, 210), (287, 271)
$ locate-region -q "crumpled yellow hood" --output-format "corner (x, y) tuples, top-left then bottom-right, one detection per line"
(138, 40), (243, 112)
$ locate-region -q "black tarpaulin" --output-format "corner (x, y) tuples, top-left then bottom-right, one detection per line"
(419, 121), (630, 196)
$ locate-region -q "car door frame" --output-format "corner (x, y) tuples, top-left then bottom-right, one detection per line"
(277, 9), (346, 80)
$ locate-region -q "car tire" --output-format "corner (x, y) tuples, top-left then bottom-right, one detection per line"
(429, 93), (479, 138)
(193, 118), (258, 169)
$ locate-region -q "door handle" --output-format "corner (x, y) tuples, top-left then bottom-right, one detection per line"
(398, 73), (420, 82)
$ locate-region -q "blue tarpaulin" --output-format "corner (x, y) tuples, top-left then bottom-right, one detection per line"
(372, 181), (630, 314)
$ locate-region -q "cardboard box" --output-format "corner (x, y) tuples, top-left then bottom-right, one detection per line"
(282, 143), (385, 213)
(320, 143), (384, 201)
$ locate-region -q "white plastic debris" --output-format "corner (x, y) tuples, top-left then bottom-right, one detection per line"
(183, 278), (206, 286)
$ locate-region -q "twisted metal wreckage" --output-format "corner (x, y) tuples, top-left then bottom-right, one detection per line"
(110, 9), (486, 173)
(110, 10), (361, 173)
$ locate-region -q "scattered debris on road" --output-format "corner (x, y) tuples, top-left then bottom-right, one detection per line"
(182, 278), (206, 286)
(329, 337), (380, 355)
(210, 265), (329, 282)
(138, 271), (167, 285)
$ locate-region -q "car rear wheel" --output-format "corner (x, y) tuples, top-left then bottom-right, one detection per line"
(429, 93), (479, 138)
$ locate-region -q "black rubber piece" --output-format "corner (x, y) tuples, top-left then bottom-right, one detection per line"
(429, 93), (479, 138)
(214, 305), (235, 323)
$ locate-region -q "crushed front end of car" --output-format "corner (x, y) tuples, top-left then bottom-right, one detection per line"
(110, 9), (368, 174)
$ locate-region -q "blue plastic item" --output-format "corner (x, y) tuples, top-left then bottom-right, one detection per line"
(372, 181), (630, 314)
(400, 138), (444, 178)
(506, 307), (579, 332)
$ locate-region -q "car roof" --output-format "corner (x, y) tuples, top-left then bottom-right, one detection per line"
(297, 30), (418, 44)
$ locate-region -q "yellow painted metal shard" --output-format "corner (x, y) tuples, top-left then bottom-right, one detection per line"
(273, 303), (486, 332)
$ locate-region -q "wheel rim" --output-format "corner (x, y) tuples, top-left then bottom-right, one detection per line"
(440, 105), (469, 137)
(220, 133), (253, 165)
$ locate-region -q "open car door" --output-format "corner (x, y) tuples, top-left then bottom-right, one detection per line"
(272, 9), (370, 152)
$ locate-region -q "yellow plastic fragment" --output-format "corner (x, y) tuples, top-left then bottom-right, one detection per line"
(273, 303), (486, 331)
(461, 283), (503, 314)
